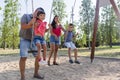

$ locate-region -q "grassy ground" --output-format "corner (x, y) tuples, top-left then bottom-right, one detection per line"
(59, 46), (120, 58)
(0, 46), (120, 58)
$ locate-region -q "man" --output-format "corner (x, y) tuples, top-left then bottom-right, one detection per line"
(19, 7), (45, 80)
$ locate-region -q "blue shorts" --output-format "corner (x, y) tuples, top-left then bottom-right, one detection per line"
(50, 35), (60, 45)
(64, 41), (76, 50)
(20, 38), (37, 57)
(33, 36), (46, 45)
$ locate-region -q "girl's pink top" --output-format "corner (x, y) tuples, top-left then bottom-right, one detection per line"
(34, 20), (47, 36)
(52, 25), (62, 37)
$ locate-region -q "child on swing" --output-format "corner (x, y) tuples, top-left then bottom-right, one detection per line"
(64, 23), (80, 64)
(33, 7), (48, 65)
(47, 15), (65, 66)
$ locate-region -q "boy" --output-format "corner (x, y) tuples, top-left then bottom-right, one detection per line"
(64, 23), (80, 64)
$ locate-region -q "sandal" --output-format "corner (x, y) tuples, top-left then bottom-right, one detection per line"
(53, 62), (59, 65)
(48, 61), (51, 66)
(20, 78), (25, 80)
(33, 75), (44, 79)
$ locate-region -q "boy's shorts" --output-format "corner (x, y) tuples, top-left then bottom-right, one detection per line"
(64, 41), (76, 50)
(50, 35), (60, 45)
(33, 36), (46, 45)
(20, 38), (37, 57)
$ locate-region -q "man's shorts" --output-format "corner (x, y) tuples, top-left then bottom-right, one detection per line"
(20, 38), (37, 57)
(64, 41), (76, 50)
(50, 35), (60, 45)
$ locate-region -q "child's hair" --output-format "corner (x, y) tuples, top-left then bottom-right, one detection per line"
(51, 15), (58, 29)
(68, 23), (74, 27)
(37, 11), (45, 17)
(36, 7), (45, 20)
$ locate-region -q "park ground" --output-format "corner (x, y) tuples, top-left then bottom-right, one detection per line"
(0, 46), (120, 80)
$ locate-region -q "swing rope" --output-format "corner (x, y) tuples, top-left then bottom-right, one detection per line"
(70, 0), (76, 23)
(49, 0), (54, 23)
(46, 0), (54, 48)
(28, 0), (37, 53)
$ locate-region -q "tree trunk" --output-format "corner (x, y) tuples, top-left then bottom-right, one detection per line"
(12, 34), (15, 50)
(109, 18), (112, 48)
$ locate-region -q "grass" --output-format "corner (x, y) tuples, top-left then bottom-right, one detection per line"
(0, 46), (120, 58)
(94, 46), (120, 58)
(0, 49), (19, 56)
(59, 46), (120, 58)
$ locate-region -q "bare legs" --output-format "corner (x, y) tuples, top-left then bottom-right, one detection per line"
(74, 48), (78, 61)
(68, 48), (72, 60)
(67, 48), (80, 64)
(53, 45), (59, 63)
(19, 57), (27, 80)
(19, 56), (40, 80)
(48, 43), (59, 65)
(48, 43), (55, 64)
(34, 55), (40, 76)
(42, 44), (47, 60)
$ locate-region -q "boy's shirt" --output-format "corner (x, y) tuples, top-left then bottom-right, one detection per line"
(65, 31), (74, 42)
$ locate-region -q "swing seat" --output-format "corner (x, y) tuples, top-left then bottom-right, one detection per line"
(28, 50), (38, 53)
(28, 42), (50, 53)
(28, 49), (44, 53)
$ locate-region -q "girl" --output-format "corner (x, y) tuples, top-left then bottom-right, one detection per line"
(48, 15), (65, 66)
(34, 8), (48, 65)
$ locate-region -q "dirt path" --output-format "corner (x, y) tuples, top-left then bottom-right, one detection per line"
(0, 54), (120, 80)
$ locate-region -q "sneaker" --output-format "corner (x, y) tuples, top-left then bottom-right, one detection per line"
(74, 60), (80, 64)
(39, 60), (47, 65)
(43, 60), (47, 65)
(69, 59), (73, 64)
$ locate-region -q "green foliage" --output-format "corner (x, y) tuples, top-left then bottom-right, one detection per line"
(77, 0), (120, 48)
(100, 5), (117, 47)
(79, 0), (94, 47)
(64, 21), (69, 30)
(76, 33), (86, 47)
(52, 0), (67, 22)
(1, 0), (20, 49)
(95, 0), (120, 47)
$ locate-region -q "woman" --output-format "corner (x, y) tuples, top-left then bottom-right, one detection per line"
(48, 15), (65, 66)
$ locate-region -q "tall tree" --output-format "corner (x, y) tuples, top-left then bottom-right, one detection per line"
(114, 0), (120, 42)
(79, 0), (94, 48)
(100, 5), (116, 48)
(0, 7), (2, 47)
(0, 23), (2, 47)
(1, 0), (19, 49)
(52, 0), (67, 22)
